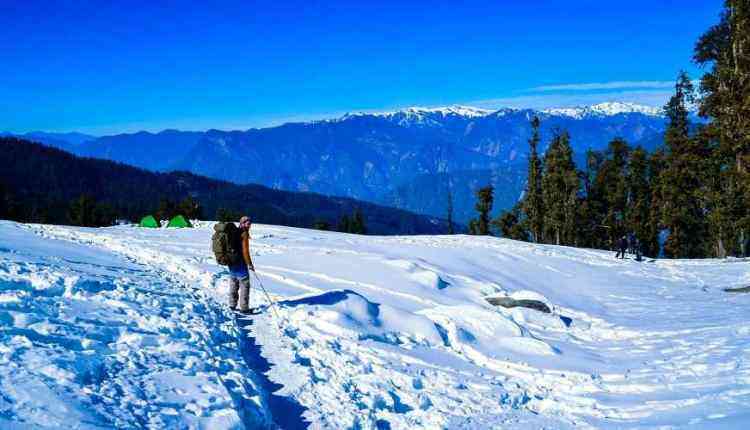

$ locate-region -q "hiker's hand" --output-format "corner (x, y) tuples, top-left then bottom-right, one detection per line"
(248, 265), (255, 272)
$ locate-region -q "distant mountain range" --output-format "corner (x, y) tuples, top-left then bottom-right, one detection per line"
(0, 137), (452, 235)
(7, 102), (671, 223)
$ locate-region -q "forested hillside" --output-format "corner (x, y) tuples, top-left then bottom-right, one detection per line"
(0, 138), (453, 234)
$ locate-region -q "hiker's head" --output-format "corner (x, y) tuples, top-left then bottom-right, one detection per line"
(239, 216), (251, 230)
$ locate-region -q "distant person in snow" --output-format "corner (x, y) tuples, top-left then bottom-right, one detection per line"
(627, 232), (636, 254)
(633, 237), (643, 262)
(615, 235), (628, 259)
(212, 215), (255, 313)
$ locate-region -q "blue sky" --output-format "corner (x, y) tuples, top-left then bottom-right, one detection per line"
(1, 0), (722, 134)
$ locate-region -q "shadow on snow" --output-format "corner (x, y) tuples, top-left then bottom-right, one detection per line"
(235, 315), (310, 430)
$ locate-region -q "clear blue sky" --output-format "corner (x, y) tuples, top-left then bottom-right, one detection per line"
(1, 0), (722, 134)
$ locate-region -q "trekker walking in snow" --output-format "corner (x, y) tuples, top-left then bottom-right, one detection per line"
(615, 235), (628, 259)
(212, 216), (255, 313)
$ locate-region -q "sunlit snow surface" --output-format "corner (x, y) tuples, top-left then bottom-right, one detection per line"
(1, 220), (749, 429)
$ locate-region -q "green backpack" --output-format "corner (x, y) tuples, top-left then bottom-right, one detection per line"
(212, 222), (242, 266)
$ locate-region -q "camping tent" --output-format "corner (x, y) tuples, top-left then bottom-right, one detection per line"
(167, 215), (192, 228)
(139, 215), (161, 228)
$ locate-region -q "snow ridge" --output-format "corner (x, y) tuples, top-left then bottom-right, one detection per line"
(333, 101), (664, 126)
(542, 102), (664, 118)
(337, 105), (493, 126)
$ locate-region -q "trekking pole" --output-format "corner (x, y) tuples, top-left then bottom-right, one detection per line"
(252, 270), (282, 321)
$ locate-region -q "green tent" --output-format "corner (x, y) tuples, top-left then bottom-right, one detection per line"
(167, 215), (192, 228)
(139, 215), (161, 228)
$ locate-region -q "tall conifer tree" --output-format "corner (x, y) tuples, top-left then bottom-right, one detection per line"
(626, 147), (658, 255)
(694, 0), (750, 256)
(523, 116), (545, 243)
(469, 185), (494, 235)
(660, 72), (709, 258)
(542, 131), (579, 245)
(594, 138), (631, 247)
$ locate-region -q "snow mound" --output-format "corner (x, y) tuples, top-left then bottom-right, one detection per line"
(281, 289), (444, 346)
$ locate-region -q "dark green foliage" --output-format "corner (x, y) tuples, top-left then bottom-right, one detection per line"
(473, 4), (749, 259)
(627, 147), (659, 257)
(494, 204), (528, 241)
(313, 220), (331, 231)
(352, 209), (367, 235)
(0, 182), (20, 221)
(67, 194), (96, 227)
(542, 131), (579, 245)
(659, 73), (710, 258)
(575, 150), (607, 248)
(523, 116), (545, 243)
(178, 196), (203, 220)
(337, 209), (367, 234)
(156, 199), (178, 223)
(337, 215), (351, 233)
(215, 207), (243, 223)
(597, 138), (631, 247)
(469, 185), (493, 235)
(67, 194), (115, 227)
(0, 138), (449, 235)
(646, 149), (667, 257)
(694, 0), (750, 257)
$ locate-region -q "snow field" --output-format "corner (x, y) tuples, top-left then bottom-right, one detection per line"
(2, 221), (749, 429)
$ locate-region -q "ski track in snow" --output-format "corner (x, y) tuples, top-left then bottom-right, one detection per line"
(2, 221), (750, 429)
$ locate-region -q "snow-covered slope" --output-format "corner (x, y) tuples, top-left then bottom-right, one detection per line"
(2, 221), (749, 429)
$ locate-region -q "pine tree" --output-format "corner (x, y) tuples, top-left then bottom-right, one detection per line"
(700, 126), (740, 256)
(352, 209), (367, 234)
(542, 131), (579, 245)
(156, 198), (177, 222)
(178, 196), (203, 220)
(494, 203), (528, 240)
(68, 194), (98, 227)
(694, 1), (750, 257)
(523, 116), (545, 243)
(595, 138), (631, 248)
(337, 215), (350, 233)
(578, 150), (607, 248)
(646, 149), (667, 257)
(626, 147), (657, 256)
(0, 182), (15, 221)
(659, 72), (709, 258)
(469, 185), (494, 235)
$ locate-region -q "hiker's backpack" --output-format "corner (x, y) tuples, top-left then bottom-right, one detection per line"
(212, 222), (242, 266)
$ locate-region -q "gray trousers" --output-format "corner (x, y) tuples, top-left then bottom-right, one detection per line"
(229, 276), (251, 311)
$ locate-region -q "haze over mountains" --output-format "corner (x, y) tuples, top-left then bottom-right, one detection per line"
(9, 102), (671, 223)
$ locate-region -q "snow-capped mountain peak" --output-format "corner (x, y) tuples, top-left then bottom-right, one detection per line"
(396, 105), (494, 118)
(338, 105), (494, 125)
(543, 102), (663, 119)
(337, 102), (664, 125)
